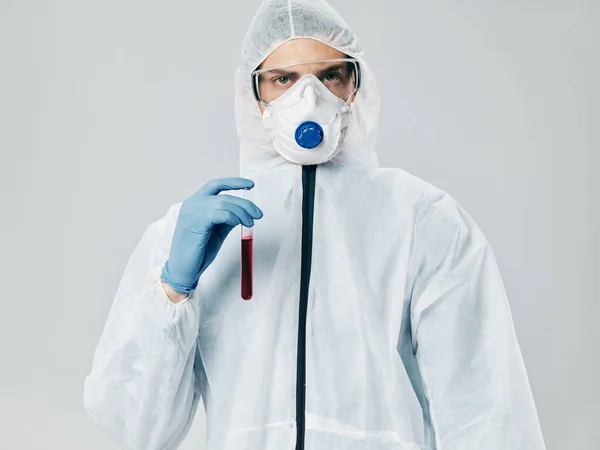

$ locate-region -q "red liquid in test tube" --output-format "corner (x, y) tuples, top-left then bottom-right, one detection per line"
(241, 228), (253, 300)
(242, 228), (253, 300)
(241, 188), (254, 300)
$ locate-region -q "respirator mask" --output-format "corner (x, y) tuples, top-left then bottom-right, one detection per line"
(252, 58), (360, 165)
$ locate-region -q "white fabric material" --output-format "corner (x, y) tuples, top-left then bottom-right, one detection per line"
(84, 1), (546, 449)
(262, 74), (351, 165)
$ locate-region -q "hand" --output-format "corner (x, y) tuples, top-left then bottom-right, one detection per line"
(160, 178), (263, 294)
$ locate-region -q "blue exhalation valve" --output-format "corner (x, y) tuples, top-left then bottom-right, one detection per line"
(295, 121), (324, 149)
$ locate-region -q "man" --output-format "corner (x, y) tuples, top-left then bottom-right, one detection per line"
(84, 0), (546, 449)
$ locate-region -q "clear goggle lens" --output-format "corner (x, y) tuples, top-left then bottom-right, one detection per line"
(251, 58), (360, 105)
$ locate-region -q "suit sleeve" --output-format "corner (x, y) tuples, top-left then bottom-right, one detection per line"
(409, 196), (546, 450)
(84, 204), (203, 450)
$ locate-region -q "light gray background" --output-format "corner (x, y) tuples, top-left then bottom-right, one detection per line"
(1, 1), (598, 449)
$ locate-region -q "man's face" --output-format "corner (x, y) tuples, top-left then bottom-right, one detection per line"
(255, 38), (357, 113)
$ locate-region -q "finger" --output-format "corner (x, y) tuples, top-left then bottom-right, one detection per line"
(208, 210), (243, 228)
(198, 178), (254, 196)
(215, 203), (254, 228)
(209, 206), (254, 229)
(216, 194), (263, 219)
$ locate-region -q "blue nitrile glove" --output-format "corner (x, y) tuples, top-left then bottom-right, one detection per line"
(160, 177), (263, 294)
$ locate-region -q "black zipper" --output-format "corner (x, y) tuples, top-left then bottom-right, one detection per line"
(295, 165), (316, 450)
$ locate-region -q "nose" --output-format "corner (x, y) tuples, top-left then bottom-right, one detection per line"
(301, 83), (318, 109)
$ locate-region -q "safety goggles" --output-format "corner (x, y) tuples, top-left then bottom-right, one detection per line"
(251, 58), (361, 105)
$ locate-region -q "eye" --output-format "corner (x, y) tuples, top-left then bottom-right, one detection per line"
(275, 76), (290, 85)
(323, 72), (342, 82)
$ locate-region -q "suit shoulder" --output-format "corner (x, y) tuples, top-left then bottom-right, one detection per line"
(372, 167), (488, 245)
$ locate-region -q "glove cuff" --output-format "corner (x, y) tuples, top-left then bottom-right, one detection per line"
(160, 261), (199, 294)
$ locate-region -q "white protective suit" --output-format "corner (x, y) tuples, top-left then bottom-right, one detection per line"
(84, 0), (547, 449)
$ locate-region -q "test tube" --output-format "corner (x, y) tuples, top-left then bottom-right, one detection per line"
(241, 189), (254, 300)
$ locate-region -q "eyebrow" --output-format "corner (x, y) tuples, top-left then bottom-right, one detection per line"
(264, 69), (299, 78)
(263, 63), (350, 79)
